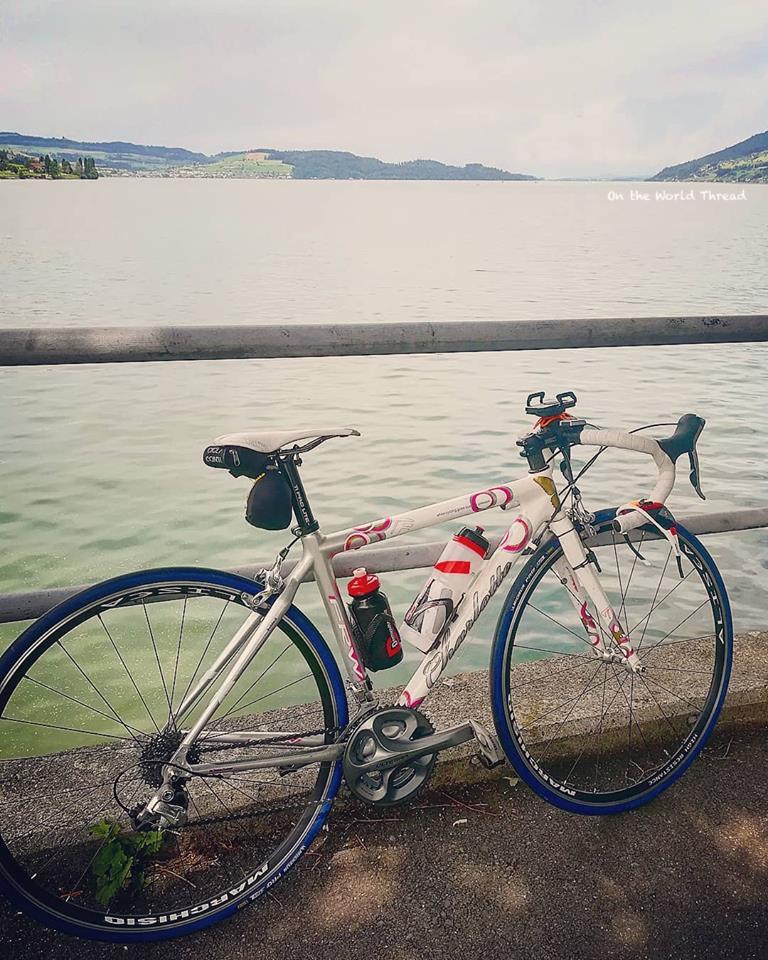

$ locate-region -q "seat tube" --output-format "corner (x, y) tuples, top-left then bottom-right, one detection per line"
(302, 533), (371, 695)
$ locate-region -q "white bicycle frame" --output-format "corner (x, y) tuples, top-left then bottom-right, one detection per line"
(158, 431), (674, 788)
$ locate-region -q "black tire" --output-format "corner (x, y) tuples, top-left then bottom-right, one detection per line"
(0, 567), (348, 941)
(490, 510), (732, 814)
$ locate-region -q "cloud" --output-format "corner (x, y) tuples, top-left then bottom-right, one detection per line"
(1, 0), (767, 177)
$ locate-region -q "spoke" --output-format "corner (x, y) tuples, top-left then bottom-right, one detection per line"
(98, 615), (160, 733)
(614, 669), (653, 760)
(143, 602), (173, 724)
(197, 777), (235, 817)
(169, 596), (188, 715)
(187, 791), (205, 820)
(7, 779), (116, 804)
(21, 676), (144, 742)
(65, 787), (145, 903)
(227, 674), (314, 718)
(593, 664), (609, 792)
(510, 654), (599, 692)
(513, 643), (594, 660)
(527, 604), (597, 649)
(640, 672), (708, 713)
(42, 793), (120, 893)
(1, 715), (134, 742)
(638, 663), (715, 676)
(637, 600), (710, 663)
(55, 638), (145, 742)
(628, 567), (694, 638)
(618, 532), (644, 629)
(209, 773), (301, 791)
(218, 643), (293, 721)
(638, 634), (714, 654)
(526, 660), (606, 754)
(633, 671), (686, 740)
(178, 600), (231, 708)
(215, 777), (280, 811)
(9, 781), (119, 845)
(636, 547), (672, 650)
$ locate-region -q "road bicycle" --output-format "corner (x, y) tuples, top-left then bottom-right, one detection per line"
(0, 390), (732, 941)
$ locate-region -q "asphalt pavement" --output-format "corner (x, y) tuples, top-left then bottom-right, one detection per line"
(2, 723), (767, 960)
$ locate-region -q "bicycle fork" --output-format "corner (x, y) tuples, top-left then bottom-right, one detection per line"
(549, 513), (643, 673)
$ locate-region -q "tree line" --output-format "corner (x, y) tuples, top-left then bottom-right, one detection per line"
(0, 150), (99, 179)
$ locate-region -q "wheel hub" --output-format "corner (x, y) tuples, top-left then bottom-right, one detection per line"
(139, 730), (199, 787)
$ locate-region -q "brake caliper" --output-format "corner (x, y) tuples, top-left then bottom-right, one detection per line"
(616, 500), (683, 576)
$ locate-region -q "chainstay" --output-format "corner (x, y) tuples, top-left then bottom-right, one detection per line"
(194, 725), (344, 753)
(179, 725), (345, 828)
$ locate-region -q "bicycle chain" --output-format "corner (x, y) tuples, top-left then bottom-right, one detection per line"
(162, 708), (387, 829)
(176, 725), (345, 829)
(194, 725), (341, 754)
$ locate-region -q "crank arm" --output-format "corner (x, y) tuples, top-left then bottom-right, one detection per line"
(351, 721), (477, 777)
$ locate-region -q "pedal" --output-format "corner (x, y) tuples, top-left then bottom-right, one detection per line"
(468, 720), (505, 769)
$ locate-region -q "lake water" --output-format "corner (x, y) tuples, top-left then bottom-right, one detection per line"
(1, 179), (767, 688)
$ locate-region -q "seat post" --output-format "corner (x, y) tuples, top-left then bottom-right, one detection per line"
(277, 455), (319, 535)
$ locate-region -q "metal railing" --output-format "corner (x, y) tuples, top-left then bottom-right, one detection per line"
(2, 314), (768, 365)
(1, 506), (767, 625)
(2, 315), (767, 625)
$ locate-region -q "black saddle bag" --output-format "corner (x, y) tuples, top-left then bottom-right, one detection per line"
(203, 445), (293, 530)
(245, 470), (293, 530)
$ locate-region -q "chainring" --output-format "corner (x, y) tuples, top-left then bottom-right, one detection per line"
(342, 706), (436, 807)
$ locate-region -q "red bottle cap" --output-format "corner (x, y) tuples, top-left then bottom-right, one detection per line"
(348, 567), (380, 597)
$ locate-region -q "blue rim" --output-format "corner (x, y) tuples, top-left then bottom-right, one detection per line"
(0, 567), (348, 942)
(489, 511), (733, 815)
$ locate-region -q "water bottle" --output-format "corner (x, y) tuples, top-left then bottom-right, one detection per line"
(400, 526), (489, 652)
(347, 568), (403, 671)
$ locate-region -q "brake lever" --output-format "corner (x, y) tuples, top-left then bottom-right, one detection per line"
(688, 448), (705, 500)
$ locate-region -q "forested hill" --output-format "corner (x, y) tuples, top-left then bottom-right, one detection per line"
(0, 132), (205, 168)
(260, 150), (534, 180)
(650, 129), (768, 183)
(0, 132), (535, 180)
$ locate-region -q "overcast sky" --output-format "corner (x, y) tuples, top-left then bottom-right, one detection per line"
(2, 0), (767, 177)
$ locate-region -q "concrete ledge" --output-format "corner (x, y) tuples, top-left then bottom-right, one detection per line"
(3, 632), (766, 855)
(377, 630), (768, 789)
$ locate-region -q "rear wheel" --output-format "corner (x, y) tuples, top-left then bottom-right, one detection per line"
(0, 568), (347, 941)
(490, 512), (732, 813)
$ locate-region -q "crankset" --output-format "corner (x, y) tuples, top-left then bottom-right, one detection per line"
(342, 707), (505, 807)
(343, 707), (437, 806)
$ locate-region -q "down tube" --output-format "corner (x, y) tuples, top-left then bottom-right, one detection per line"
(398, 500), (552, 709)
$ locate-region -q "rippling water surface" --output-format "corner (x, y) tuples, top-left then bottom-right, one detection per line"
(2, 179), (767, 691)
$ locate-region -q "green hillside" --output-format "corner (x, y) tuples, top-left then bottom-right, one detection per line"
(0, 132), (535, 180)
(650, 130), (768, 183)
(0, 132), (206, 172)
(170, 152), (293, 178)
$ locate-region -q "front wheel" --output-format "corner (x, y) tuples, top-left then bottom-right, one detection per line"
(490, 511), (732, 814)
(0, 567), (348, 941)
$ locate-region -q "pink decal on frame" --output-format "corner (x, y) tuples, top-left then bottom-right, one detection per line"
(500, 517), (531, 553)
(343, 517), (392, 552)
(470, 486), (513, 513)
